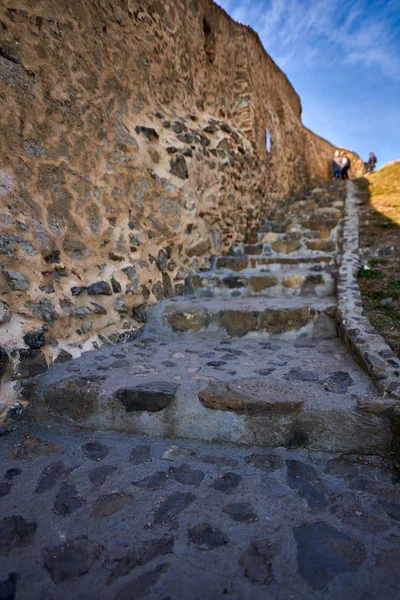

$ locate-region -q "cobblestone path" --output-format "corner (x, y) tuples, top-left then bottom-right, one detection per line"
(1, 425), (399, 600)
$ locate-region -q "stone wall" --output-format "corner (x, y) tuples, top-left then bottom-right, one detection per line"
(0, 0), (360, 418)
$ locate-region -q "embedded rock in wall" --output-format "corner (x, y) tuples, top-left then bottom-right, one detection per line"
(0, 0), (361, 419)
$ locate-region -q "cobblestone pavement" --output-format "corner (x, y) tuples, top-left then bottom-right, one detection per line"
(1, 424), (399, 600)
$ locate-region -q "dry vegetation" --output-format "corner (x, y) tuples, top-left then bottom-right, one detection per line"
(355, 161), (400, 357)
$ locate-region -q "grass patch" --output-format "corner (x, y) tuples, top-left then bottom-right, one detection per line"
(357, 161), (400, 358)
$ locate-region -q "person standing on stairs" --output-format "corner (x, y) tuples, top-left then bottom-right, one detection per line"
(332, 150), (342, 180)
(341, 152), (351, 179)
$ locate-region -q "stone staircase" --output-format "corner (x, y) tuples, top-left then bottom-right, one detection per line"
(146, 185), (341, 340)
(28, 183), (392, 454)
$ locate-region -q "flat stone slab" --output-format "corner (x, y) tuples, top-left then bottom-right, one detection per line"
(198, 378), (305, 414)
(114, 381), (177, 412)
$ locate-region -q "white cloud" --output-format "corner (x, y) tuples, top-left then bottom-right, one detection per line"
(217, 0), (400, 81)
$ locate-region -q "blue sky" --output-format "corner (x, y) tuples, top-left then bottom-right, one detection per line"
(216, 0), (400, 166)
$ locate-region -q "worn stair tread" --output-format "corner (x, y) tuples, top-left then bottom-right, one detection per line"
(189, 267), (337, 281)
(228, 243), (338, 258)
(29, 335), (391, 453)
(186, 268), (336, 299)
(161, 295), (337, 313)
(198, 378), (305, 414)
(213, 255), (337, 272)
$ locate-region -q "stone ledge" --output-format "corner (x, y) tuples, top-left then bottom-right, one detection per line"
(198, 379), (305, 415)
(337, 181), (400, 406)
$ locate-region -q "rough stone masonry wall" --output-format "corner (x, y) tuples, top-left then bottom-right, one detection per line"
(0, 0), (357, 418)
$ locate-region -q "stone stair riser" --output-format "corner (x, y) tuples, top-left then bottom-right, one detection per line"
(186, 273), (337, 299)
(157, 306), (337, 339)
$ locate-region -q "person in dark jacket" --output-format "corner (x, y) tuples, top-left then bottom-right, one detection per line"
(367, 152), (377, 172)
(341, 152), (351, 180)
(332, 150), (342, 180)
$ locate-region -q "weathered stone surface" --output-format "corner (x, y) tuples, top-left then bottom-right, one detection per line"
(0, 516), (37, 555)
(294, 522), (366, 590)
(42, 538), (103, 583)
(239, 539), (276, 584)
(250, 275), (278, 292)
(88, 465), (117, 487)
(187, 238), (212, 258)
(286, 460), (327, 508)
(2, 268), (30, 291)
(133, 471), (168, 490)
(0, 572), (18, 598)
(212, 472), (242, 493)
(170, 155), (188, 179)
(8, 437), (63, 460)
(285, 368), (319, 382)
(271, 240), (301, 254)
(82, 441), (109, 461)
(135, 126), (159, 140)
(323, 371), (354, 394)
(54, 349), (73, 364)
(28, 298), (59, 322)
(114, 563), (170, 600)
(71, 286), (86, 296)
(283, 274), (306, 289)
(222, 503), (258, 522)
(53, 483), (85, 516)
(0, 299), (11, 324)
(154, 492), (196, 524)
(168, 463), (205, 487)
(259, 307), (310, 333)
(167, 309), (211, 332)
(332, 492), (389, 533)
(44, 377), (101, 421)
(0, 481), (11, 497)
(130, 445), (152, 464)
(307, 239), (335, 252)
(62, 238), (91, 259)
(161, 446), (196, 461)
(23, 330), (46, 349)
(215, 257), (249, 271)
(188, 524), (229, 550)
(114, 381), (177, 413)
(261, 232), (279, 243)
(108, 537), (174, 583)
(132, 303), (148, 323)
(219, 310), (259, 337)
(87, 281), (112, 296)
(91, 492), (133, 519)
(0, 346), (8, 377)
(35, 461), (66, 494)
(198, 379), (304, 414)
(391, 406), (400, 468)
(244, 454), (283, 473)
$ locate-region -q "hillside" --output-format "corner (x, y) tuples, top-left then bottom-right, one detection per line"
(357, 161), (400, 356)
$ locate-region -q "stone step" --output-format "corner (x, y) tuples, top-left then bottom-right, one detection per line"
(28, 335), (391, 454)
(229, 241), (337, 257)
(257, 218), (341, 243)
(185, 269), (336, 299)
(146, 296), (337, 340)
(213, 255), (337, 273)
